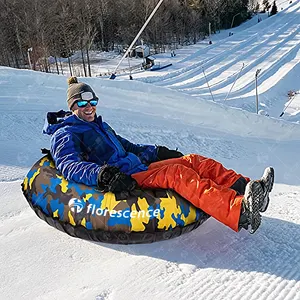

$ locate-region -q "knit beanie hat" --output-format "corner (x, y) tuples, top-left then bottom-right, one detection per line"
(67, 77), (98, 109)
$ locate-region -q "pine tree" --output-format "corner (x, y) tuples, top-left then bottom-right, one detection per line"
(255, 3), (260, 12)
(262, 0), (270, 13)
(270, 1), (278, 16)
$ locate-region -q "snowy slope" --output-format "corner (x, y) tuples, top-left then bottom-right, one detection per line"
(119, 1), (300, 121)
(1, 181), (300, 300)
(1, 2), (300, 299)
(1, 67), (300, 300)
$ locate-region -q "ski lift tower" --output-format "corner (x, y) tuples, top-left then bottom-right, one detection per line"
(110, 0), (164, 79)
(255, 69), (262, 114)
(27, 47), (33, 69)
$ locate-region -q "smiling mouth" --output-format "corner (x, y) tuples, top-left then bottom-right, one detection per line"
(84, 111), (94, 115)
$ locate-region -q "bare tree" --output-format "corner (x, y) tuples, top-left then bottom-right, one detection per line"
(0, 0), (252, 73)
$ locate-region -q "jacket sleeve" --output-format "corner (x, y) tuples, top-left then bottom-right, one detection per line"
(115, 133), (158, 165)
(50, 130), (101, 186)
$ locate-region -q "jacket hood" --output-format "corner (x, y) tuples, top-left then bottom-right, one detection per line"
(43, 110), (100, 135)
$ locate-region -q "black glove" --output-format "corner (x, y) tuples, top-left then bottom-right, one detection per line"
(156, 146), (184, 161)
(97, 165), (137, 193)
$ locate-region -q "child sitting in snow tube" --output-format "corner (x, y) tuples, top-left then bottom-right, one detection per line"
(33, 77), (274, 242)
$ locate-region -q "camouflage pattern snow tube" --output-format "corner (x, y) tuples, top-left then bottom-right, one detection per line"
(22, 156), (210, 244)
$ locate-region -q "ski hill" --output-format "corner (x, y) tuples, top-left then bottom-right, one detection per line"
(1, 2), (300, 299)
(120, 1), (300, 122)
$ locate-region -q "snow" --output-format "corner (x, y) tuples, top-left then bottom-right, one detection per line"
(1, 1), (300, 299)
(117, 1), (300, 122)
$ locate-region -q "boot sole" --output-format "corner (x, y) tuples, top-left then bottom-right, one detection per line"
(245, 181), (264, 234)
(260, 167), (275, 212)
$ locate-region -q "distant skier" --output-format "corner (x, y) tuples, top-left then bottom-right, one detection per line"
(44, 77), (274, 234)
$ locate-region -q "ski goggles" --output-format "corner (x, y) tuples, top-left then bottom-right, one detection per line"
(74, 92), (98, 108)
(75, 99), (98, 108)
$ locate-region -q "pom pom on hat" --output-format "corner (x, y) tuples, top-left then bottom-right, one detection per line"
(67, 76), (78, 85)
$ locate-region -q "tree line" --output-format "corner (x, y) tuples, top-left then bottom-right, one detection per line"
(0, 0), (257, 75)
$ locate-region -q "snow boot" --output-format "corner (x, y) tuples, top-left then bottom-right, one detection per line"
(257, 167), (274, 212)
(239, 180), (265, 234)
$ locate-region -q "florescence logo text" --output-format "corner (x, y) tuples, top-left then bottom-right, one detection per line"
(68, 198), (160, 219)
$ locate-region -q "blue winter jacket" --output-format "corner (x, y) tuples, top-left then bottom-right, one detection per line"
(43, 111), (158, 186)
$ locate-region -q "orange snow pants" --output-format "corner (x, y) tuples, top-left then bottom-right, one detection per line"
(132, 154), (250, 232)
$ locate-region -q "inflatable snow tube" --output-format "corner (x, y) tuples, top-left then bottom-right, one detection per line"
(22, 156), (210, 244)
